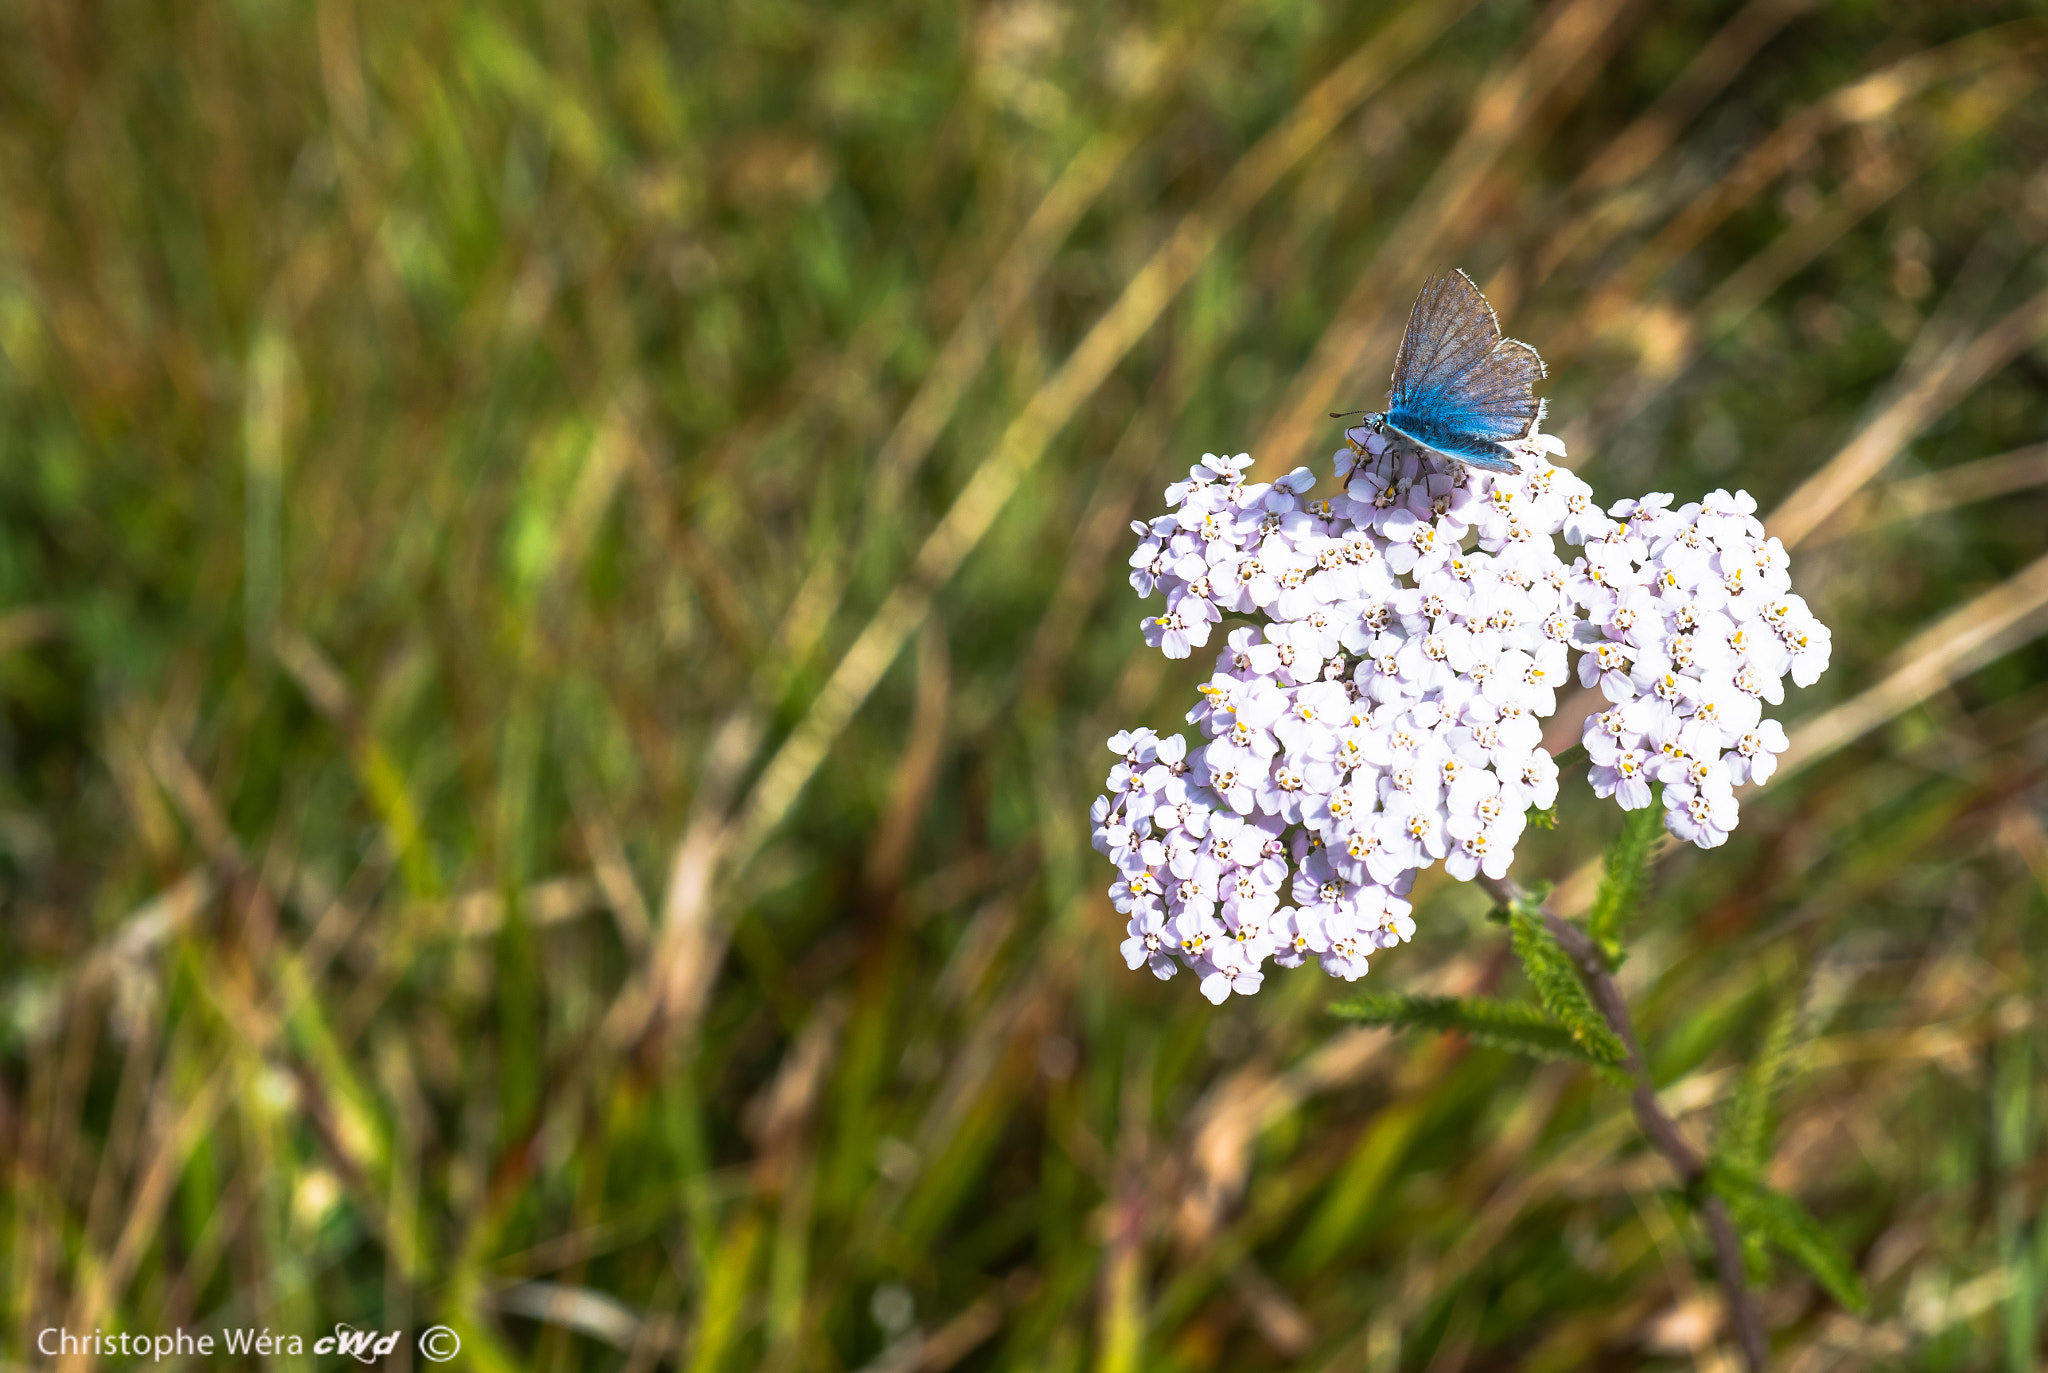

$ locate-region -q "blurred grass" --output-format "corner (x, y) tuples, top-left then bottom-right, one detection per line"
(3, 0), (2048, 1369)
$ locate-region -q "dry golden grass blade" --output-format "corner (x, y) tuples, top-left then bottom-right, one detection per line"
(271, 627), (441, 894)
(1521, 0), (1820, 291)
(1627, 1186), (1717, 1363)
(0, 605), (62, 656)
(1781, 549), (2048, 774)
(1571, 60), (2041, 445)
(1809, 441), (2048, 543)
(485, 1280), (653, 1351)
(1998, 807), (2048, 915)
(745, 995), (848, 1195)
(1587, 0), (1819, 196)
(866, 622), (952, 899)
(1691, 148), (1919, 330)
(1570, 151), (1919, 443)
(869, 129), (1147, 513)
(1310, 1104), (1640, 1373)
(911, 1279), (1032, 1373)
(79, 990), (164, 1271)
(59, 1065), (229, 1370)
(1015, 322), (1215, 713)
(1770, 279), (2048, 548)
(145, 719), (240, 867)
(1171, 950), (1489, 1247)
(624, 441), (766, 661)
(617, 808), (730, 1052)
(13, 1023), (73, 1346)
(446, 875), (605, 937)
(1548, 24), (2046, 366)
(8, 864), (203, 1333)
(630, 1), (1475, 1048)
(1253, 0), (1639, 472)
(33, 871), (213, 1009)
(571, 786), (656, 955)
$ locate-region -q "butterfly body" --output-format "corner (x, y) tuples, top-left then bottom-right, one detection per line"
(1358, 269), (1547, 475)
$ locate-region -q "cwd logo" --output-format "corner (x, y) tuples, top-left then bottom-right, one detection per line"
(313, 1325), (402, 1363)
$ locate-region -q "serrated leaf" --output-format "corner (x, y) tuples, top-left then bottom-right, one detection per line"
(1330, 991), (1617, 1068)
(1709, 1163), (1870, 1314)
(1506, 901), (1628, 1065)
(1587, 793), (1663, 966)
(1717, 994), (1803, 1178)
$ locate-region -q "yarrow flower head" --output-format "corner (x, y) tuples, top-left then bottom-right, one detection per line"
(1568, 486), (1825, 846)
(1090, 434), (1830, 1002)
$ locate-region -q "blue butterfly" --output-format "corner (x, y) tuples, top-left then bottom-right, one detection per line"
(1348, 269), (1547, 475)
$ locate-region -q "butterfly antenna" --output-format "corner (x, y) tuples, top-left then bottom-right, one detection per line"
(1329, 410), (1366, 420)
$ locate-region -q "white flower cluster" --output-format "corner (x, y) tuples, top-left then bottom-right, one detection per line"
(1569, 490), (1829, 848)
(1089, 435), (1830, 1002)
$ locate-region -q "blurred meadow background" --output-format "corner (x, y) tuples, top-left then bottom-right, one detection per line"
(5, 0), (2048, 1369)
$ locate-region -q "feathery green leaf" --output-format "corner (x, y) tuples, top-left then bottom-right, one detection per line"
(1505, 900), (1629, 1065)
(1713, 986), (1811, 1280)
(1717, 994), (1804, 1178)
(1587, 792), (1664, 966)
(1330, 991), (1616, 1068)
(1709, 1163), (1870, 1314)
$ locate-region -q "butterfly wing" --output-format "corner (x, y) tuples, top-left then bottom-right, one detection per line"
(1390, 269), (1501, 405)
(1385, 270), (1547, 473)
(1379, 406), (1526, 472)
(1448, 336), (1545, 440)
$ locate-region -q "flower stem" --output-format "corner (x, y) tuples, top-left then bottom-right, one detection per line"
(1477, 874), (1770, 1371)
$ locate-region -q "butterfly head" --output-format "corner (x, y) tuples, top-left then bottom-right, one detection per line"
(1331, 410), (1387, 459)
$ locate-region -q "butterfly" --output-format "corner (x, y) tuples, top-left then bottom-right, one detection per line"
(1341, 269), (1547, 475)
